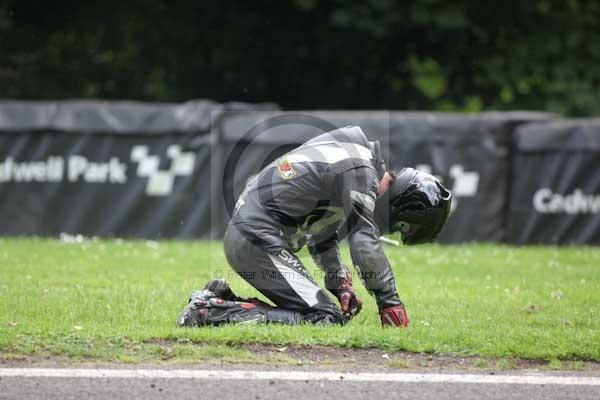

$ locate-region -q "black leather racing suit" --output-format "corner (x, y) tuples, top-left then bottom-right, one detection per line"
(223, 126), (403, 324)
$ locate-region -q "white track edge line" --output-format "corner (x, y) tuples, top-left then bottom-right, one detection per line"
(0, 369), (599, 386)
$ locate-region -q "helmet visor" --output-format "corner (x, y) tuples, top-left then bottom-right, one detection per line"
(401, 202), (451, 245)
(392, 221), (422, 244)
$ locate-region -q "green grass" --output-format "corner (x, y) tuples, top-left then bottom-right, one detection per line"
(0, 238), (599, 364)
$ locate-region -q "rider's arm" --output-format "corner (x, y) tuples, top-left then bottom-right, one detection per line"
(335, 166), (403, 309)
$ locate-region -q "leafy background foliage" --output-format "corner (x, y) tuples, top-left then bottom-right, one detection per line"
(1, 0), (599, 115)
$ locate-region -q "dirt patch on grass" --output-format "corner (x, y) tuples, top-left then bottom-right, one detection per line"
(4, 342), (599, 372)
(242, 343), (600, 372)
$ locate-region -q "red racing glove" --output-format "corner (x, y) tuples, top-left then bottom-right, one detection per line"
(326, 268), (363, 319)
(380, 305), (410, 327)
(338, 289), (362, 318)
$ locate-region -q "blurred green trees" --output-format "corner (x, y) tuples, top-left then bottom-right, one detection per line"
(1, 0), (599, 115)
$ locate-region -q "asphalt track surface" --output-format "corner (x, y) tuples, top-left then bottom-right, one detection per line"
(1, 368), (599, 400)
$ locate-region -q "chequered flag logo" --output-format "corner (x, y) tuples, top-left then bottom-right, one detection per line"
(130, 145), (196, 196)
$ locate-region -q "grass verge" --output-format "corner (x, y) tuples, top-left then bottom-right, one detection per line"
(0, 238), (599, 366)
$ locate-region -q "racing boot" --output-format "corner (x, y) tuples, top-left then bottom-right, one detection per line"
(177, 288), (305, 327)
(202, 279), (272, 308)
